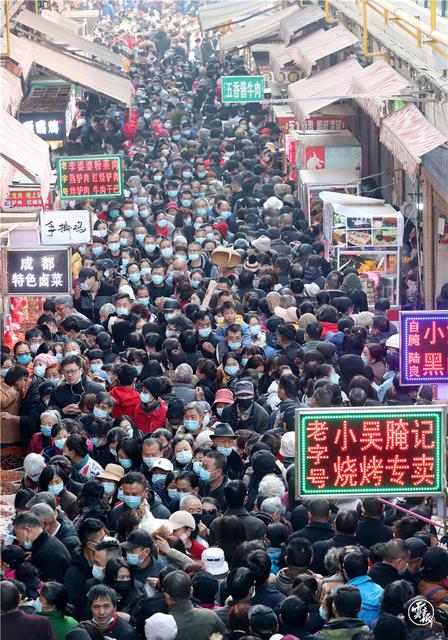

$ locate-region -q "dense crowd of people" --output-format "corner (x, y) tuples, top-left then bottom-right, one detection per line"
(1, 2), (448, 640)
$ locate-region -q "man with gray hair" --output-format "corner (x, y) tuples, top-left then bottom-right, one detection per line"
(260, 497), (285, 523)
(30, 503), (80, 553)
(54, 295), (91, 327)
(174, 364), (196, 404)
(274, 183), (292, 199)
(99, 302), (116, 325)
(266, 291), (281, 314)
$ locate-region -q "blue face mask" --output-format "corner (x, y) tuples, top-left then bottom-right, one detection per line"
(217, 446), (233, 457)
(17, 354), (31, 365)
(228, 341), (242, 351)
(129, 272), (141, 283)
(161, 247), (173, 258)
(199, 468), (211, 483)
(55, 437), (66, 450)
(181, 200), (192, 207)
(140, 392), (151, 404)
(167, 190), (178, 198)
(250, 325), (261, 336)
(188, 253), (199, 262)
(48, 482), (64, 495)
(176, 450), (193, 464)
(126, 551), (143, 566)
(138, 298), (150, 305)
(0, 367), (10, 377)
(91, 364), (103, 374)
(92, 246), (104, 256)
(122, 494), (142, 509)
(177, 491), (191, 502)
(119, 459), (133, 470)
(24, 537), (33, 551)
(40, 425), (52, 437)
(196, 209), (207, 216)
(109, 242), (120, 252)
(109, 447), (117, 457)
(152, 473), (166, 486)
(220, 210), (231, 219)
(136, 233), (146, 244)
(102, 482), (116, 495)
(91, 437), (100, 447)
(330, 373), (340, 384)
(241, 358), (248, 367)
(225, 365), (239, 376)
(193, 460), (202, 475)
(152, 274), (164, 285)
(183, 420), (199, 432)
(145, 243), (156, 253)
(143, 456), (158, 468)
(167, 487), (178, 499)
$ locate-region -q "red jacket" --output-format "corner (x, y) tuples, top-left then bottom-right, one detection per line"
(320, 321), (338, 337)
(131, 399), (167, 433)
(110, 386), (141, 419)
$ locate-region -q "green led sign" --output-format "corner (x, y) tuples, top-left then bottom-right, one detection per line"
(56, 155), (123, 200)
(295, 406), (445, 498)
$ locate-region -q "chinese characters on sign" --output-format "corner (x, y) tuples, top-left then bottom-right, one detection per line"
(40, 211), (91, 245)
(2, 189), (43, 211)
(296, 408), (444, 498)
(7, 249), (70, 296)
(22, 116), (65, 140)
(221, 76), (265, 104)
(56, 155), (123, 200)
(401, 312), (448, 384)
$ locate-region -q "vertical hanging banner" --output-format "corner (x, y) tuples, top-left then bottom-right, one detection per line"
(295, 406), (445, 498)
(6, 248), (71, 295)
(56, 155), (123, 199)
(400, 311), (448, 384)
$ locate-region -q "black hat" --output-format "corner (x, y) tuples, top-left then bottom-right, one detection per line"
(142, 376), (163, 399)
(316, 342), (336, 361)
(95, 258), (114, 271)
(374, 613), (406, 640)
(421, 547), (448, 581)
(248, 605), (278, 634)
(162, 299), (180, 311)
(406, 537), (428, 559)
(78, 267), (97, 282)
(2, 544), (26, 568)
(121, 531), (154, 550)
(167, 397), (185, 420)
(210, 423), (235, 439)
(81, 480), (104, 499)
(84, 324), (105, 336)
(38, 380), (56, 398)
(192, 571), (219, 602)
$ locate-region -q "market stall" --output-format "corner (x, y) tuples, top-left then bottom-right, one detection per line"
(321, 191), (404, 307)
(294, 130), (361, 173)
(297, 169), (361, 223)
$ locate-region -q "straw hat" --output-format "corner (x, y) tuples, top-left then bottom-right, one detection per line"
(211, 247), (241, 268)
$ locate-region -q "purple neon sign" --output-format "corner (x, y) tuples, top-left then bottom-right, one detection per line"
(400, 312), (448, 385)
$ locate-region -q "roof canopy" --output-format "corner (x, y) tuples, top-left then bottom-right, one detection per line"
(220, 5), (300, 53)
(279, 5), (325, 45)
(199, 0), (283, 32)
(0, 68), (24, 115)
(0, 111), (52, 206)
(293, 24), (358, 75)
(351, 60), (410, 126)
(288, 58), (362, 127)
(8, 34), (34, 79)
(380, 103), (448, 180)
(29, 39), (134, 106)
(14, 9), (124, 68)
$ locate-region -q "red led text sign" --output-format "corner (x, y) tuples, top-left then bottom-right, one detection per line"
(3, 188), (43, 211)
(56, 155), (123, 200)
(400, 311), (448, 384)
(296, 407), (445, 498)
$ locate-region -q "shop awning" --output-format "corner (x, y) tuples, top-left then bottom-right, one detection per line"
(379, 103), (448, 180)
(0, 111), (52, 205)
(288, 58), (362, 127)
(8, 34), (34, 79)
(351, 60), (410, 126)
(293, 24), (358, 75)
(269, 43), (299, 79)
(41, 9), (82, 35)
(220, 5), (301, 53)
(279, 5), (325, 45)
(14, 9), (124, 68)
(0, 68), (24, 115)
(199, 0), (283, 32)
(30, 39), (134, 106)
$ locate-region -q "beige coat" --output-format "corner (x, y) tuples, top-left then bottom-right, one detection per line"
(0, 381), (20, 444)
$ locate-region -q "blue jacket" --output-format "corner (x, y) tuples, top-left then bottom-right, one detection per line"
(347, 575), (383, 627)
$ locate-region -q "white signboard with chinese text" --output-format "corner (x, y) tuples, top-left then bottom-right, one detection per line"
(40, 210), (91, 245)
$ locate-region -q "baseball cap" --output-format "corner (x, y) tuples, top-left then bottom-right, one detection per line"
(385, 333), (400, 349)
(144, 613), (177, 640)
(78, 267), (96, 282)
(201, 547), (229, 576)
(121, 531), (154, 550)
(152, 458), (174, 472)
(406, 537), (428, 559)
(248, 605), (278, 634)
(168, 510), (196, 531)
(234, 380), (254, 397)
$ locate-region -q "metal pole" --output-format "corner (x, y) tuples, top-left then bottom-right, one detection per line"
(430, 0), (437, 31)
(378, 497), (444, 529)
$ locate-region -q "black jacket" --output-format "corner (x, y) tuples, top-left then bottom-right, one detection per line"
(355, 517), (393, 549)
(31, 530), (71, 582)
(222, 449), (245, 481)
(50, 376), (105, 410)
(290, 521), (335, 545)
(74, 282), (117, 322)
(198, 477), (229, 512)
(221, 401), (270, 434)
(210, 507), (265, 542)
(101, 615), (138, 640)
(368, 561), (400, 588)
(55, 518), (81, 554)
(64, 548), (93, 619)
(311, 535), (366, 575)
(1, 609), (55, 640)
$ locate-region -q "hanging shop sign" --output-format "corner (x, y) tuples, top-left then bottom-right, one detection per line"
(19, 84), (76, 142)
(2, 188), (44, 211)
(6, 248), (71, 296)
(56, 155), (123, 200)
(40, 210), (91, 245)
(295, 406), (445, 498)
(400, 311), (448, 384)
(221, 75), (265, 104)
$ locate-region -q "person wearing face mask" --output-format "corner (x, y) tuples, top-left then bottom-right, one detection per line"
(1, 365), (36, 447)
(20, 451), (46, 491)
(63, 434), (104, 480)
(27, 408), (61, 455)
(121, 531), (166, 585)
(130, 377), (167, 434)
(32, 580), (78, 639)
(103, 558), (144, 619)
(13, 512), (71, 583)
(88, 584), (138, 640)
(168, 510), (206, 561)
(210, 423), (244, 481)
(221, 380), (270, 435)
(74, 268), (118, 323)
